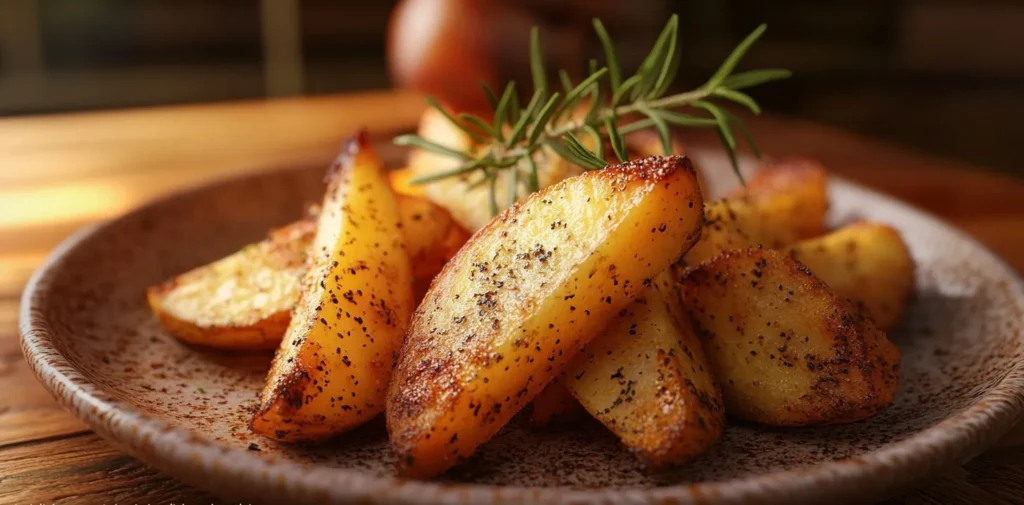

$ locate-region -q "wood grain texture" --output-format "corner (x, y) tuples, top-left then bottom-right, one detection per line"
(0, 90), (1022, 504)
(0, 433), (223, 504)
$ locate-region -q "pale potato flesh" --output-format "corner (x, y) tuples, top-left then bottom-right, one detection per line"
(251, 135), (414, 441)
(564, 284), (724, 468)
(146, 219), (314, 350)
(387, 156), (704, 478)
(148, 194), (466, 351)
(522, 129), (695, 425)
(789, 222), (915, 330)
(680, 249), (900, 426)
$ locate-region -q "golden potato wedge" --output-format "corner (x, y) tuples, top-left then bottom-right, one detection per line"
(147, 193), (467, 351)
(528, 159), (823, 438)
(789, 222), (915, 330)
(564, 285), (724, 468)
(387, 156), (704, 478)
(679, 249), (900, 426)
(147, 220), (315, 350)
(527, 378), (585, 428)
(683, 159), (828, 265)
(515, 131), (698, 432)
(250, 134), (415, 441)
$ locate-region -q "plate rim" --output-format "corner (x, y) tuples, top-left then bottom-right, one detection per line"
(18, 168), (1024, 505)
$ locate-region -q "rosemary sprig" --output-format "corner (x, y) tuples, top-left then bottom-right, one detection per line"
(394, 15), (791, 215)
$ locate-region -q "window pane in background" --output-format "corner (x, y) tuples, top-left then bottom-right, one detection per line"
(302, 0), (394, 94)
(40, 0), (262, 70)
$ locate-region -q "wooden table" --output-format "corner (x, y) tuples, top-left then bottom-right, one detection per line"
(1, 90), (1022, 504)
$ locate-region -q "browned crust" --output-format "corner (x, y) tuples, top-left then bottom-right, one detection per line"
(680, 248), (900, 426)
(631, 346), (725, 469)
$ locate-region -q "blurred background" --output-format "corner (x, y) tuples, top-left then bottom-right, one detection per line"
(1, 0), (1022, 174)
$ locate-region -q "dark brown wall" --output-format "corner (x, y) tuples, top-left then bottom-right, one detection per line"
(1, 0), (1020, 174)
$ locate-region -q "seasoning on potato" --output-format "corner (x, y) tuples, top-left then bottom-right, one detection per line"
(680, 248), (901, 426)
(788, 221), (915, 330)
(386, 155), (704, 478)
(565, 279), (725, 469)
(147, 194), (468, 351)
(251, 133), (415, 441)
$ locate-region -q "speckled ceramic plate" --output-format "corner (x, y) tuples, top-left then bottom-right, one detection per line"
(20, 147), (1024, 505)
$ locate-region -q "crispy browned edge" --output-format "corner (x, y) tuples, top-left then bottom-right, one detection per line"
(616, 296), (725, 469)
(250, 130), (389, 438)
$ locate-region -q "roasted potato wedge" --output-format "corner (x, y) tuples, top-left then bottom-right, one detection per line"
(520, 133), (698, 429)
(147, 194), (467, 350)
(683, 159), (828, 265)
(250, 135), (415, 441)
(387, 156), (704, 478)
(528, 378), (585, 427)
(531, 160), (821, 452)
(565, 283), (724, 468)
(789, 222), (915, 330)
(147, 220), (314, 350)
(679, 249), (900, 426)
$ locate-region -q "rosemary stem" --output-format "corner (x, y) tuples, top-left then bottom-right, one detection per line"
(493, 86), (716, 162)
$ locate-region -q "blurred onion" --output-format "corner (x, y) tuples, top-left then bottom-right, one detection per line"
(387, 0), (497, 115)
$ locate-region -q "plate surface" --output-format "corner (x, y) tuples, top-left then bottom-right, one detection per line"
(20, 149), (1024, 504)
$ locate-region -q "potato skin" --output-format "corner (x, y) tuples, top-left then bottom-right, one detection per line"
(789, 222), (915, 330)
(564, 285), (724, 468)
(146, 220), (315, 350)
(250, 134), (415, 441)
(680, 249), (900, 426)
(387, 156), (704, 478)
